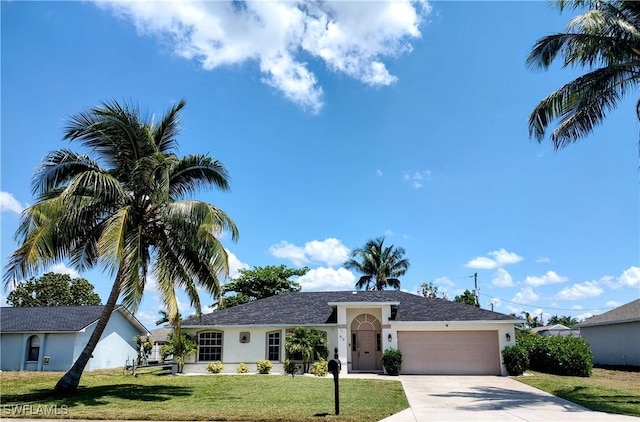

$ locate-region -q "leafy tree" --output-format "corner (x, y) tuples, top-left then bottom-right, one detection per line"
(418, 281), (448, 299)
(134, 335), (154, 366)
(528, 0), (640, 149)
(521, 311), (544, 328)
(285, 327), (328, 373)
(7, 272), (101, 307)
(218, 265), (308, 309)
(454, 289), (479, 307)
(548, 314), (579, 328)
(3, 99), (238, 395)
(343, 237), (409, 291)
(160, 332), (197, 373)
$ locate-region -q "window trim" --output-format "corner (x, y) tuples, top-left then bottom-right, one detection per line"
(197, 331), (223, 362)
(26, 335), (40, 362)
(266, 330), (281, 362)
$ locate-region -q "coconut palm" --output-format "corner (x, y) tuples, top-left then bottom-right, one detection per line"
(343, 237), (409, 291)
(3, 99), (238, 395)
(285, 327), (328, 373)
(528, 0), (640, 149)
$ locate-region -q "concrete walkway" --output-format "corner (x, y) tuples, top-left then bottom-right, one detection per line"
(378, 375), (639, 422)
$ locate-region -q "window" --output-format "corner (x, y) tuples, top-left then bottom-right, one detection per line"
(376, 333), (381, 352)
(198, 332), (222, 361)
(267, 331), (280, 361)
(27, 335), (40, 362)
(351, 333), (357, 352)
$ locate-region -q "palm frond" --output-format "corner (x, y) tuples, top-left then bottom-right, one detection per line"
(153, 99), (186, 153)
(169, 155), (231, 198)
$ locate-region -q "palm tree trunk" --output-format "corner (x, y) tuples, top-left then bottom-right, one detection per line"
(53, 269), (123, 396)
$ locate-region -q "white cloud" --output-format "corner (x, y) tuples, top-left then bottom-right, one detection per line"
(512, 286), (538, 305)
(135, 310), (159, 330)
(536, 256), (551, 264)
(617, 266), (640, 288)
(465, 248), (523, 270)
(376, 169), (383, 177)
(524, 270), (568, 287)
(403, 170), (432, 189)
(98, 1), (429, 113)
(0, 191), (24, 214)
(227, 250), (250, 279)
(489, 297), (501, 309)
(555, 281), (603, 301)
(571, 304), (584, 310)
(433, 276), (454, 287)
(576, 312), (594, 322)
(297, 267), (356, 291)
(269, 238), (349, 266)
(384, 229), (394, 236)
(491, 268), (515, 287)
(606, 300), (622, 308)
(47, 263), (80, 279)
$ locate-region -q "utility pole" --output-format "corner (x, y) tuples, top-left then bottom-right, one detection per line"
(490, 302), (494, 312)
(470, 272), (479, 307)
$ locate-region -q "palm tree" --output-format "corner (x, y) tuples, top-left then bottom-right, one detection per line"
(343, 237), (409, 290)
(285, 327), (328, 373)
(528, 0), (640, 149)
(3, 99), (238, 395)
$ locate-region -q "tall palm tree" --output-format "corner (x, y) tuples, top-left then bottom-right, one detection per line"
(528, 0), (640, 149)
(3, 99), (238, 395)
(343, 237), (409, 291)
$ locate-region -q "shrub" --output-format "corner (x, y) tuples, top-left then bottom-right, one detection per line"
(382, 348), (402, 376)
(310, 358), (328, 377)
(283, 359), (298, 378)
(517, 334), (592, 377)
(256, 360), (273, 374)
(236, 363), (250, 374)
(502, 345), (529, 376)
(206, 361), (224, 374)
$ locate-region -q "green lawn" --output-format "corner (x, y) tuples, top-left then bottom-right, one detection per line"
(515, 368), (640, 417)
(0, 369), (408, 421)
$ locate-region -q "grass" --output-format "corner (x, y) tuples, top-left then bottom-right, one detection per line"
(515, 367), (640, 417)
(0, 368), (408, 421)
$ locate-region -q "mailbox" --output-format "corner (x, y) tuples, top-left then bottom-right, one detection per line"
(328, 359), (341, 374)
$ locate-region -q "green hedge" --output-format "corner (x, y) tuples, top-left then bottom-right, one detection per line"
(516, 335), (592, 377)
(502, 345), (529, 376)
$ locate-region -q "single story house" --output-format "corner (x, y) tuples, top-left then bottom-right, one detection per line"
(531, 324), (580, 337)
(0, 305), (149, 372)
(148, 326), (173, 363)
(181, 290), (521, 376)
(578, 298), (640, 367)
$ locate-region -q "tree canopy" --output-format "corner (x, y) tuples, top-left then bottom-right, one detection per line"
(528, 0), (640, 149)
(218, 265), (308, 309)
(417, 281), (448, 300)
(3, 99), (237, 395)
(343, 237), (409, 291)
(548, 314), (579, 328)
(454, 289), (479, 307)
(7, 272), (101, 307)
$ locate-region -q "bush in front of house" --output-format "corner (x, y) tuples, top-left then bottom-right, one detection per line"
(236, 363), (250, 374)
(310, 358), (328, 377)
(502, 345), (529, 376)
(283, 359), (298, 377)
(256, 360), (273, 374)
(206, 361), (224, 374)
(382, 348), (402, 376)
(517, 334), (592, 377)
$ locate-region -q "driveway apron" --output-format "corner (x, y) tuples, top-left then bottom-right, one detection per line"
(379, 375), (639, 422)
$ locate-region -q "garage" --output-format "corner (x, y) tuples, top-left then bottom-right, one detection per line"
(397, 331), (501, 375)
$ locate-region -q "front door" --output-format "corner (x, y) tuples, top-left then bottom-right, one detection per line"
(356, 330), (377, 370)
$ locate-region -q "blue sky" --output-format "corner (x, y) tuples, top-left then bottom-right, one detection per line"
(2, 1), (638, 329)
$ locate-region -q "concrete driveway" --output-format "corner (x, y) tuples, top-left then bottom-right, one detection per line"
(379, 375), (639, 422)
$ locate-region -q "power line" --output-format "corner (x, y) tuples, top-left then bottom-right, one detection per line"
(478, 292), (614, 312)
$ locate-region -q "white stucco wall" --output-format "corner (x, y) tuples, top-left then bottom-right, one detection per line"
(581, 321), (640, 366)
(182, 325), (337, 374)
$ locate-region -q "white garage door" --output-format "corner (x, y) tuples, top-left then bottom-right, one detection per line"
(397, 331), (500, 375)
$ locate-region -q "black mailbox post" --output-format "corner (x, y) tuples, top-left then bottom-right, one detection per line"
(328, 359), (341, 415)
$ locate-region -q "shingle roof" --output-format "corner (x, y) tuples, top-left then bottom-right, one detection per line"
(182, 290), (518, 326)
(578, 298), (640, 327)
(0, 305), (147, 333)
(149, 326), (173, 343)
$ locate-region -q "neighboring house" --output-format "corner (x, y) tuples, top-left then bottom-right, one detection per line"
(0, 305), (149, 372)
(148, 326), (173, 363)
(578, 299), (640, 367)
(531, 324), (580, 337)
(181, 290), (521, 376)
